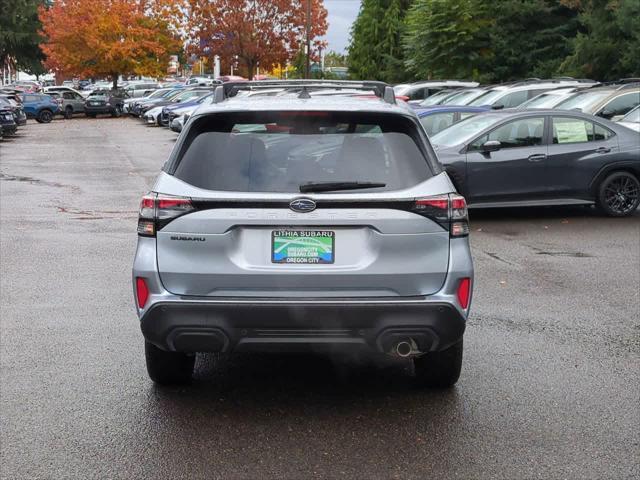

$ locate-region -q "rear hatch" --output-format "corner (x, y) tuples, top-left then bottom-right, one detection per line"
(150, 110), (458, 298)
(86, 94), (107, 106)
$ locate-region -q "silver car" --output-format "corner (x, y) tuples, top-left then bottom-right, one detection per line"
(132, 81), (474, 387)
(47, 90), (86, 118)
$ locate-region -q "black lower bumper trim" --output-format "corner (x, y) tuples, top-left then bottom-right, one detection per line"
(140, 300), (466, 354)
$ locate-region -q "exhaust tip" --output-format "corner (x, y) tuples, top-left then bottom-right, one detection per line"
(395, 341), (413, 358)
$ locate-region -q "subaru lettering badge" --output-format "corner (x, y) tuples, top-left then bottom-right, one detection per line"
(289, 198), (316, 213)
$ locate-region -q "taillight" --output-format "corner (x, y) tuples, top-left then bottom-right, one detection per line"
(136, 277), (149, 308)
(456, 277), (471, 309)
(449, 194), (469, 237)
(413, 193), (469, 237)
(137, 193), (194, 237)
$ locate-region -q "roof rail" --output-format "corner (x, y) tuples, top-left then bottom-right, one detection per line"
(618, 78), (640, 84)
(595, 78), (640, 89)
(213, 80), (396, 105)
(552, 76), (597, 83)
(617, 82), (640, 90)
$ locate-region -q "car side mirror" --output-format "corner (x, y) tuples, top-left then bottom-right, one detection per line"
(598, 109), (613, 119)
(491, 104), (505, 110)
(480, 140), (502, 153)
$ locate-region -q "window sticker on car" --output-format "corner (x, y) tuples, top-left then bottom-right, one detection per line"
(555, 120), (589, 143)
(272, 230), (335, 264)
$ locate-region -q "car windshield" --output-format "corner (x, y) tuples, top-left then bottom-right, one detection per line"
(441, 89), (486, 105)
(148, 89), (170, 99)
(393, 84), (410, 95)
(173, 111), (433, 193)
(1, 97), (18, 106)
(620, 106), (639, 123)
(555, 90), (612, 111)
(469, 90), (506, 106)
(418, 90), (455, 106)
(430, 113), (503, 147)
(519, 92), (573, 109)
(174, 90), (206, 102)
(89, 90), (110, 97)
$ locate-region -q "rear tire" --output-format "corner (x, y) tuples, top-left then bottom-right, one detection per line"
(597, 171), (640, 217)
(144, 341), (195, 385)
(413, 340), (463, 388)
(37, 109), (53, 123)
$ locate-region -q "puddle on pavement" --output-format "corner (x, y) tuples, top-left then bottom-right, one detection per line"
(55, 205), (137, 220)
(535, 251), (593, 258)
(0, 173), (81, 193)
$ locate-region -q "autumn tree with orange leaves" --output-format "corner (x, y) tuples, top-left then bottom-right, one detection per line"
(39, 0), (182, 88)
(186, 0), (328, 80)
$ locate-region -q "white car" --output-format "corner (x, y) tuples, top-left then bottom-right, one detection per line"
(44, 86), (89, 98)
(143, 106), (163, 125)
(617, 105), (640, 132)
(516, 87), (588, 109)
(170, 114), (185, 133)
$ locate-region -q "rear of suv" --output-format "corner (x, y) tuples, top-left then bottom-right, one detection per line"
(132, 81), (474, 388)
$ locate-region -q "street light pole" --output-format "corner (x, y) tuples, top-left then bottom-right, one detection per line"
(305, 0), (311, 79)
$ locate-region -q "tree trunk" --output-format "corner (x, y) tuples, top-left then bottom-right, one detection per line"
(111, 73), (118, 90)
(246, 60), (255, 80)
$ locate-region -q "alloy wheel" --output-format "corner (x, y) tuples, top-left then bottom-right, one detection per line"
(604, 175), (640, 215)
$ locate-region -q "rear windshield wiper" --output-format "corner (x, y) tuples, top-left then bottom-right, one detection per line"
(299, 181), (386, 193)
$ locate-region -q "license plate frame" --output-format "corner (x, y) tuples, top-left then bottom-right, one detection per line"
(271, 229), (335, 264)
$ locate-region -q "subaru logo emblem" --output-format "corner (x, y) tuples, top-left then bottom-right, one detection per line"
(289, 198), (316, 213)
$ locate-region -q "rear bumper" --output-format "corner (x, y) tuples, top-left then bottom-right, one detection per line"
(140, 299), (466, 355)
(85, 105), (111, 114)
(134, 233), (474, 355)
(0, 123), (17, 134)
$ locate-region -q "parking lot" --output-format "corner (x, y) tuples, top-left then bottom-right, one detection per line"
(1, 118), (639, 479)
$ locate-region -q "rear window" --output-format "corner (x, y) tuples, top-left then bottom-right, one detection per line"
(172, 111), (433, 193)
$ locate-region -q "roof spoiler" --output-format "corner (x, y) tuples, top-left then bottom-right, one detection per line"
(212, 80), (396, 105)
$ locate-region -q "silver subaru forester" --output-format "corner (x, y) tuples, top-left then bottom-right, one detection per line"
(132, 81), (474, 387)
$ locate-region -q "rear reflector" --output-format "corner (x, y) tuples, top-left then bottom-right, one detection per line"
(457, 278), (471, 309)
(136, 277), (149, 308)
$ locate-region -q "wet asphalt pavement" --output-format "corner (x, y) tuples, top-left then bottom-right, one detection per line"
(1, 118), (639, 479)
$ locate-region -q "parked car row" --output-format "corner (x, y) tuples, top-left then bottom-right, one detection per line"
(398, 78), (640, 138)
(136, 79), (639, 218)
(0, 89), (29, 140)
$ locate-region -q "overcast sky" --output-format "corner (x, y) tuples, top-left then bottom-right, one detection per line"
(322, 0), (362, 53)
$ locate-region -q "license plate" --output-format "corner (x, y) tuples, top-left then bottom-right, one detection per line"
(272, 230), (335, 264)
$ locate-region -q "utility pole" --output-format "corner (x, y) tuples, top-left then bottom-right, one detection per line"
(305, 0), (311, 79)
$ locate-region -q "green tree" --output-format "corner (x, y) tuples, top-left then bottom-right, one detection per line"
(403, 0), (493, 81)
(347, 0), (412, 83)
(561, 0), (640, 80)
(323, 51), (347, 68)
(0, 0), (47, 76)
(487, 0), (578, 82)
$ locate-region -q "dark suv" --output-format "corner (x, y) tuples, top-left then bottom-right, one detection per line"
(0, 96), (26, 127)
(84, 89), (129, 117)
(0, 101), (18, 136)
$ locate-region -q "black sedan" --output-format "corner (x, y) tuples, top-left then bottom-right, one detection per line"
(431, 109), (640, 216)
(0, 105), (18, 136)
